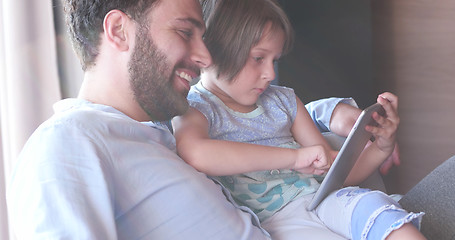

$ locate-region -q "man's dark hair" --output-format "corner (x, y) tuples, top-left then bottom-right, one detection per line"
(62, 0), (160, 70)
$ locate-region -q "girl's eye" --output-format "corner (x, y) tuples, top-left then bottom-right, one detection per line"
(254, 57), (264, 63)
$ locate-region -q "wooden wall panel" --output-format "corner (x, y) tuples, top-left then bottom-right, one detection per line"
(371, 0), (455, 194)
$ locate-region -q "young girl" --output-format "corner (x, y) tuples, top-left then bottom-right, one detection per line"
(173, 0), (425, 239)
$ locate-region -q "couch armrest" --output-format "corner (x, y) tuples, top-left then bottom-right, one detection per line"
(399, 155), (455, 240)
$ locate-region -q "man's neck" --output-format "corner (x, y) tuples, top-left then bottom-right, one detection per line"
(78, 70), (151, 122)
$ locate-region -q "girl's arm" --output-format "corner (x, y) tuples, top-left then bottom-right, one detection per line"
(345, 93), (400, 185)
(329, 101), (401, 175)
(291, 96), (338, 167)
(172, 107), (330, 176)
(291, 96), (335, 152)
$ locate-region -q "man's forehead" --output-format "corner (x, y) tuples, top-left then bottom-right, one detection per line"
(173, 17), (205, 30)
(150, 0), (205, 27)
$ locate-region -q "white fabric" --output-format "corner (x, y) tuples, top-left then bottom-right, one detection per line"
(7, 99), (269, 239)
(261, 194), (346, 240)
(261, 187), (369, 240)
(260, 187), (368, 240)
(0, 0), (62, 239)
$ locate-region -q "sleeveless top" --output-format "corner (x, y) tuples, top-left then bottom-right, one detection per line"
(187, 81), (320, 221)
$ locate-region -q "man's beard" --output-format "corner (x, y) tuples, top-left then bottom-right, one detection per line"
(128, 25), (189, 122)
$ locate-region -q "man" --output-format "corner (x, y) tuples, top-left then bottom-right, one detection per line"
(7, 0), (269, 239)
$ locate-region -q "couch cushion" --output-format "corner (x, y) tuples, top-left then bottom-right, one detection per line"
(399, 155), (455, 240)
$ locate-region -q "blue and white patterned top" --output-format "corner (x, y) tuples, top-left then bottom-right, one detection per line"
(188, 81), (321, 221)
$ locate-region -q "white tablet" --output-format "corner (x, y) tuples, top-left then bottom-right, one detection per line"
(306, 103), (386, 211)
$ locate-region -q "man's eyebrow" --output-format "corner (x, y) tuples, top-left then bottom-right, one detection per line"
(175, 18), (204, 30)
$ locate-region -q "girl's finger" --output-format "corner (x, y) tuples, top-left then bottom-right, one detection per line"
(377, 93), (400, 124)
(378, 92), (398, 109)
(372, 112), (388, 127)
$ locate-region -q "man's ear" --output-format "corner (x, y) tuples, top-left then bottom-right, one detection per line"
(103, 10), (133, 51)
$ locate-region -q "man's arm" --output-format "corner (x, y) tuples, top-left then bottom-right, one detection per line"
(7, 126), (117, 239)
(305, 97), (358, 133)
(329, 102), (361, 137)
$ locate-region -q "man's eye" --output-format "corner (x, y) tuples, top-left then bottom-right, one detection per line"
(179, 30), (193, 38)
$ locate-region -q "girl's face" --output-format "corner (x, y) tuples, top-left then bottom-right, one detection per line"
(203, 22), (286, 113)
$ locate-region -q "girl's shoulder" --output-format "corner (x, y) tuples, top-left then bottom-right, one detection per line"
(263, 85), (296, 98)
(262, 85), (297, 104)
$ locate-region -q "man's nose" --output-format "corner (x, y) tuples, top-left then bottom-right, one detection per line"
(191, 39), (213, 69)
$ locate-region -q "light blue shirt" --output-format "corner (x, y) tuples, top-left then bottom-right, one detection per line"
(7, 99), (269, 240)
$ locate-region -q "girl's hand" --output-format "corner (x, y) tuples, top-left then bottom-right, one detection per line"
(293, 145), (334, 175)
(365, 92), (400, 156)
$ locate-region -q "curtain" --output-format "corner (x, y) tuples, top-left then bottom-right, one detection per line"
(0, 0), (66, 238)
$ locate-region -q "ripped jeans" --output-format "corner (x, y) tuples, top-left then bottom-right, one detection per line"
(317, 186), (424, 240)
(261, 186), (424, 240)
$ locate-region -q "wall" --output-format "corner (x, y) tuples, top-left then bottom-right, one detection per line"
(278, 0), (455, 194)
(371, 0), (455, 194)
(53, 0), (84, 99)
(278, 0), (377, 109)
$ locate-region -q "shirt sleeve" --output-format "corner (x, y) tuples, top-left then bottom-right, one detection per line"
(305, 97), (358, 132)
(7, 121), (118, 239)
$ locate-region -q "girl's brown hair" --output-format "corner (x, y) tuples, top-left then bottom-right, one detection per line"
(201, 0), (294, 81)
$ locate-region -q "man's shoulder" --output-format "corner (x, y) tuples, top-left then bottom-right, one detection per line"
(29, 99), (132, 148)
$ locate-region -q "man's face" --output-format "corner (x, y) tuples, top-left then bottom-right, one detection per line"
(128, 0), (212, 121)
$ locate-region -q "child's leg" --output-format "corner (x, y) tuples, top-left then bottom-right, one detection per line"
(351, 191), (425, 240)
(315, 187), (425, 240)
(261, 194), (346, 240)
(385, 223), (426, 240)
